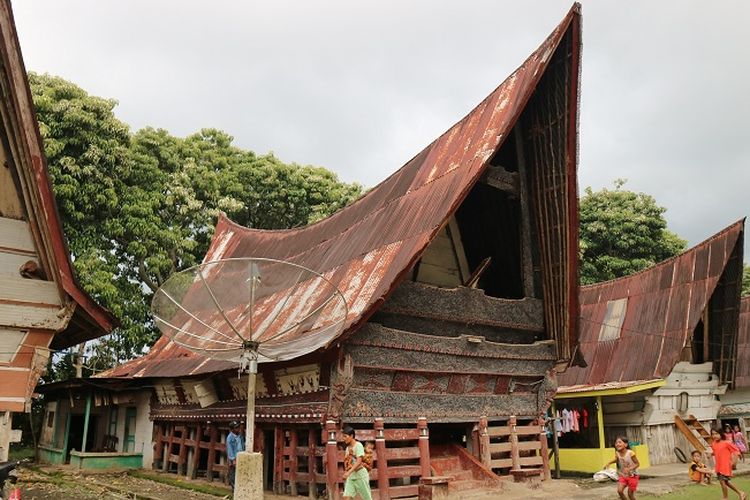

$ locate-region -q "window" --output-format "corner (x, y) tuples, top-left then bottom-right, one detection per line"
(677, 392), (689, 413)
(46, 411), (55, 428)
(598, 298), (628, 341)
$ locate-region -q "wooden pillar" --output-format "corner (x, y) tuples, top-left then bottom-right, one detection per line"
(206, 424), (217, 481)
(178, 426), (189, 475)
(514, 124), (536, 298)
(597, 396), (606, 449)
(290, 429), (299, 496)
(81, 392), (92, 452)
(325, 420), (340, 500)
(537, 418), (551, 480)
(308, 428), (318, 500)
(478, 416), (490, 468)
(153, 424), (164, 470)
(509, 416), (520, 471)
(274, 426), (284, 494)
(374, 418), (389, 500)
(417, 417), (431, 479)
(188, 424), (201, 479)
(551, 403), (560, 479)
(61, 409), (71, 462)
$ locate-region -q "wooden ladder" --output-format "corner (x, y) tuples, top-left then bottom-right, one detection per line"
(674, 414), (712, 453)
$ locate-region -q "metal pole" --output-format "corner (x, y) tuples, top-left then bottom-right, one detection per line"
(246, 365), (256, 452)
(597, 396), (605, 449)
(81, 392), (92, 452)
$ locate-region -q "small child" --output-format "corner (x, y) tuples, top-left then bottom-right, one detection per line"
(733, 425), (747, 463)
(363, 441), (374, 472)
(689, 450), (711, 485)
(710, 428), (747, 500)
(604, 436), (640, 500)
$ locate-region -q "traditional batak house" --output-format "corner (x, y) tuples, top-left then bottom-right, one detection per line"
(41, 4), (583, 497)
(717, 296), (750, 440)
(555, 221), (745, 471)
(0, 0), (115, 461)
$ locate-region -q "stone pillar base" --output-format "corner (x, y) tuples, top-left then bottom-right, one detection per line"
(235, 451), (263, 499)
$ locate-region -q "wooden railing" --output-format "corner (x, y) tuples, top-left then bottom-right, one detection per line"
(476, 415), (550, 480)
(322, 417), (431, 500)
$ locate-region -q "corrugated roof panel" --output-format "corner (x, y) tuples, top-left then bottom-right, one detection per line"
(560, 220), (744, 387)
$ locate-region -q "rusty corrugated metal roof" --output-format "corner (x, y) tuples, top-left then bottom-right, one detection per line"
(734, 296), (750, 388)
(99, 4), (583, 379)
(559, 220), (745, 387)
(0, 0), (115, 347)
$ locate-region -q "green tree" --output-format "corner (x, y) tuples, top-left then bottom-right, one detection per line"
(743, 264), (750, 297)
(579, 179), (687, 285)
(29, 73), (362, 370)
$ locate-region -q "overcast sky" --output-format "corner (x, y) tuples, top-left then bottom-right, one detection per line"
(12, 1), (750, 254)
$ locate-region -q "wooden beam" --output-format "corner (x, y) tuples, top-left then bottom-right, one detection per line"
(514, 125), (536, 298)
(308, 428), (318, 499)
(481, 166), (519, 195)
(289, 429), (298, 496)
(0, 217), (34, 253)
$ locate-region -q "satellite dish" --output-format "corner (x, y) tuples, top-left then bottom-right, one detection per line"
(151, 257), (348, 449)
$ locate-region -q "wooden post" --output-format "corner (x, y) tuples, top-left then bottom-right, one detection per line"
(81, 393), (92, 452)
(374, 418), (390, 500)
(61, 409), (71, 462)
(325, 420), (340, 500)
(537, 418), (551, 480)
(308, 428), (318, 499)
(551, 403), (560, 479)
(417, 417), (431, 479)
(596, 396), (606, 449)
(178, 426), (189, 475)
(509, 415), (520, 471)
(290, 429), (299, 496)
(479, 416), (491, 468)
(274, 426), (284, 494)
(514, 124), (536, 298)
(153, 423), (164, 470)
(207, 424), (217, 481)
(188, 424), (202, 479)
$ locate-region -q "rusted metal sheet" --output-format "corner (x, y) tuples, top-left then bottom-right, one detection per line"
(0, 0), (115, 348)
(100, 4), (583, 379)
(559, 220), (745, 388)
(734, 297), (750, 388)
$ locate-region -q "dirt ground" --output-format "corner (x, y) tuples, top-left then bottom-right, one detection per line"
(9, 464), (738, 499)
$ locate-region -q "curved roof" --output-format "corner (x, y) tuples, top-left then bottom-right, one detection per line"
(735, 296), (750, 388)
(99, 4), (582, 379)
(559, 220), (745, 387)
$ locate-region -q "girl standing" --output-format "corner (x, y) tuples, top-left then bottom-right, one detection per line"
(733, 425), (747, 463)
(604, 436), (640, 500)
(710, 428), (747, 500)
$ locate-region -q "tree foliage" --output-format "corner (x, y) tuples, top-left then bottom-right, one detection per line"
(579, 179), (687, 285)
(743, 264), (750, 297)
(29, 73), (362, 370)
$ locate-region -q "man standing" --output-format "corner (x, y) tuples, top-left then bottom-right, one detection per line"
(226, 421), (244, 492)
(342, 426), (372, 500)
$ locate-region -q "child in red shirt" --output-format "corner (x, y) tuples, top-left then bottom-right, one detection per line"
(711, 428), (747, 500)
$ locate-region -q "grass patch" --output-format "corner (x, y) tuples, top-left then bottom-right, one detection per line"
(641, 476), (750, 499)
(128, 469), (231, 497)
(8, 446), (35, 461)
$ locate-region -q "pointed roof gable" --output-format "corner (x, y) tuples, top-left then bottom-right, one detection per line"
(559, 220), (745, 388)
(99, 4), (582, 378)
(0, 0), (115, 347)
